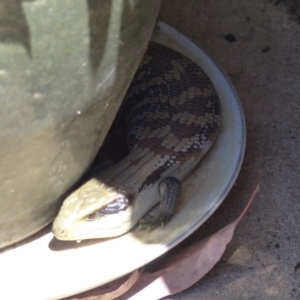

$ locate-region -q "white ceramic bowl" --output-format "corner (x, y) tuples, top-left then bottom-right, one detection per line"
(0, 21), (245, 300)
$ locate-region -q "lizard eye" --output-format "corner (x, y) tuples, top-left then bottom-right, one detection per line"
(85, 212), (96, 221)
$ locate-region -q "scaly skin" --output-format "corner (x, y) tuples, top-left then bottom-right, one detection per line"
(52, 42), (221, 241)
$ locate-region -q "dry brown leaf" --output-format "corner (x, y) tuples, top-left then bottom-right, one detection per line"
(118, 185), (259, 300)
(68, 185), (259, 300)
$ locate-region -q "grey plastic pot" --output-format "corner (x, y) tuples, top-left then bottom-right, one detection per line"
(0, 0), (161, 248)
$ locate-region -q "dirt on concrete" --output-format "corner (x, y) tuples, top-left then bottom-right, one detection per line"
(159, 0), (300, 299)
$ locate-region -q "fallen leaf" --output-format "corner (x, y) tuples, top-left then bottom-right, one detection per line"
(118, 185), (259, 300)
(68, 185), (259, 300)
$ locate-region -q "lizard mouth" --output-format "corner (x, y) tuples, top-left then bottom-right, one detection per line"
(52, 207), (134, 241)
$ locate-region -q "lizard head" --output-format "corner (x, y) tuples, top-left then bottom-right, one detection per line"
(52, 178), (134, 241)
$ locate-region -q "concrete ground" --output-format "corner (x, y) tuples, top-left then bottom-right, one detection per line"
(159, 0), (300, 299)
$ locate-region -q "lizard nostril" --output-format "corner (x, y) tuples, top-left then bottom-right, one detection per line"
(53, 226), (67, 238)
(60, 229), (66, 235)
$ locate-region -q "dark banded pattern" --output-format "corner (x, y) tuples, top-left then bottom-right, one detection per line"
(101, 42), (221, 191)
(52, 42), (221, 240)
